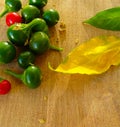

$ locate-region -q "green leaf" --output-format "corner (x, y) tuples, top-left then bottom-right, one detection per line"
(84, 7), (120, 31)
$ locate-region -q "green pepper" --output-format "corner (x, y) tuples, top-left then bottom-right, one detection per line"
(21, 5), (40, 23)
(17, 51), (35, 69)
(7, 18), (42, 46)
(5, 65), (42, 89)
(0, 41), (16, 63)
(29, 0), (48, 8)
(42, 9), (60, 26)
(0, 0), (22, 18)
(7, 23), (28, 46)
(29, 31), (63, 54)
(31, 18), (49, 35)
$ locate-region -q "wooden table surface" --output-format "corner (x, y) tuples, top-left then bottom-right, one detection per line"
(0, 0), (120, 127)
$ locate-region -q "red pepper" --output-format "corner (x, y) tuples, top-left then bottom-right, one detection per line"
(6, 12), (22, 26)
(0, 78), (11, 95)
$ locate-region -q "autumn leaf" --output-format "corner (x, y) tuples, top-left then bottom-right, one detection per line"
(49, 36), (120, 75)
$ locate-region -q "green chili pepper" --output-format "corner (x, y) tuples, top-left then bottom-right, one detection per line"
(0, 41), (16, 63)
(29, 32), (63, 54)
(29, 0), (48, 8)
(17, 51), (35, 69)
(42, 9), (60, 26)
(21, 5), (40, 23)
(0, 0), (22, 18)
(31, 18), (49, 35)
(5, 65), (42, 89)
(7, 18), (42, 46)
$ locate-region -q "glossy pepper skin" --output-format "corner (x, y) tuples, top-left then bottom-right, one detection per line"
(0, 79), (11, 95)
(29, 0), (48, 8)
(42, 9), (60, 26)
(5, 65), (42, 89)
(17, 51), (35, 69)
(0, 41), (16, 63)
(21, 5), (40, 23)
(0, 0), (22, 18)
(6, 12), (22, 26)
(31, 18), (49, 35)
(29, 32), (63, 54)
(23, 66), (42, 88)
(7, 23), (28, 46)
(29, 31), (50, 54)
(7, 18), (42, 46)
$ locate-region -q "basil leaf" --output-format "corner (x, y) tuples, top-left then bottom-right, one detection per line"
(84, 7), (120, 31)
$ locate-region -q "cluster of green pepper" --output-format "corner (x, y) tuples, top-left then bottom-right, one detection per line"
(0, 0), (62, 89)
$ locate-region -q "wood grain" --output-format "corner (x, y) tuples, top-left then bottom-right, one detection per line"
(0, 0), (120, 127)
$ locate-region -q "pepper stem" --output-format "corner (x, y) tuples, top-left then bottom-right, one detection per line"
(49, 44), (63, 51)
(22, 19), (43, 38)
(5, 69), (22, 80)
(25, 18), (42, 30)
(0, 6), (8, 18)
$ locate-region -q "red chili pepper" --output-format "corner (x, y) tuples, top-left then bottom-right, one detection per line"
(6, 12), (22, 26)
(0, 79), (11, 95)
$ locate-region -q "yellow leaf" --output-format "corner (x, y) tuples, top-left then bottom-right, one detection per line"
(49, 36), (120, 75)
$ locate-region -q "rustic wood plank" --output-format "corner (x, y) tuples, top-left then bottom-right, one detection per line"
(0, 0), (120, 127)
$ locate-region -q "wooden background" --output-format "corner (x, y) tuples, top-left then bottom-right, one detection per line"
(0, 0), (120, 127)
